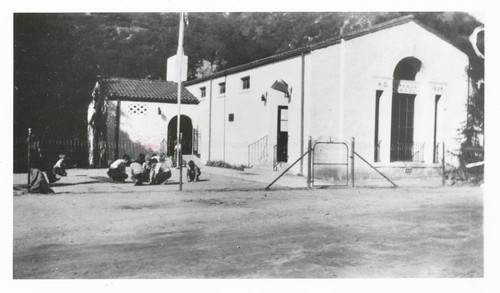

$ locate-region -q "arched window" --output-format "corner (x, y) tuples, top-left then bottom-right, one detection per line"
(393, 57), (421, 81)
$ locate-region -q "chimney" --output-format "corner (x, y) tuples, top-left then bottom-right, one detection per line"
(166, 54), (188, 83)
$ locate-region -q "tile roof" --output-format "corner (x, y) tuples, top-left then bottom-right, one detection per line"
(98, 77), (199, 104)
(184, 14), (463, 86)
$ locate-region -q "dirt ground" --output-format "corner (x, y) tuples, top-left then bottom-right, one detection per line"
(13, 170), (483, 279)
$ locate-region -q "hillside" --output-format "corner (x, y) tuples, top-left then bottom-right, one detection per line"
(13, 12), (483, 141)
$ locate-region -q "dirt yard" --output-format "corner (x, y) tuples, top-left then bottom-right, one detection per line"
(13, 171), (483, 279)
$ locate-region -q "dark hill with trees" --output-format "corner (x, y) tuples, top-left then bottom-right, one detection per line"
(14, 12), (483, 146)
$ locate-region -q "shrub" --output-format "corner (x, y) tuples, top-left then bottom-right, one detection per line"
(206, 160), (245, 171)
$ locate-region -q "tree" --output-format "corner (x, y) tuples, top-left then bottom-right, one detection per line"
(14, 12), (484, 145)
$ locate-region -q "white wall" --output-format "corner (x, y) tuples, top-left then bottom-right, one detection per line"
(106, 99), (199, 156)
(187, 56), (307, 167)
(187, 20), (469, 175)
(323, 21), (468, 168)
(308, 44), (343, 143)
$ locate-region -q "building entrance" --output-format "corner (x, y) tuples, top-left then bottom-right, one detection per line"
(167, 115), (193, 156)
(390, 57), (422, 162)
(276, 106), (288, 163)
(390, 93), (416, 161)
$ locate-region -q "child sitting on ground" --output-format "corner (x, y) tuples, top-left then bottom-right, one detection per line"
(186, 160), (201, 182)
(130, 153), (149, 186)
(150, 154), (172, 185)
(142, 155), (152, 175)
(29, 159), (54, 194)
(52, 154), (68, 177)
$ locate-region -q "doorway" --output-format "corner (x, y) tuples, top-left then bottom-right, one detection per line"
(167, 115), (193, 156)
(390, 57), (422, 162)
(276, 106), (288, 163)
(390, 93), (415, 161)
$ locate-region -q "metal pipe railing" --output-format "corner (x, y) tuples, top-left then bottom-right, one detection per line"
(247, 135), (268, 167)
(265, 149), (310, 190)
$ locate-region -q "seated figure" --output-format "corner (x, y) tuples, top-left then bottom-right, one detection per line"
(186, 160), (201, 182)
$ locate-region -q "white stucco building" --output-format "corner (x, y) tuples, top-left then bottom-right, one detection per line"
(88, 77), (200, 166)
(184, 15), (469, 178)
(88, 15), (469, 179)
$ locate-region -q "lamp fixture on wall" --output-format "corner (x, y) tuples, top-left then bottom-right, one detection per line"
(261, 92), (267, 105)
(286, 87), (292, 103)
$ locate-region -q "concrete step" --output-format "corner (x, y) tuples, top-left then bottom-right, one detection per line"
(247, 162), (290, 173)
(248, 157), (272, 167)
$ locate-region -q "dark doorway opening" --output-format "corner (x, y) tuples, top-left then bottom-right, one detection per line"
(433, 95), (442, 163)
(390, 57), (422, 162)
(277, 106), (288, 163)
(374, 90), (383, 162)
(390, 93), (416, 161)
(167, 115), (193, 156)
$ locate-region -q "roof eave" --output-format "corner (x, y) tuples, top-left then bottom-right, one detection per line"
(410, 18), (469, 56)
(106, 95), (199, 104)
(184, 15), (418, 86)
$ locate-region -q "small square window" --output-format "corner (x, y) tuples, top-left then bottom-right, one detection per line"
(219, 82), (226, 94)
(228, 113), (234, 122)
(241, 76), (250, 89)
(200, 87), (206, 98)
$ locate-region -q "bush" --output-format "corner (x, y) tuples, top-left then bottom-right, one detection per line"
(455, 144), (484, 185)
(206, 160), (245, 171)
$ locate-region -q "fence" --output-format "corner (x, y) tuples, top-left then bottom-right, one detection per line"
(311, 141), (349, 187)
(14, 138), (89, 173)
(267, 137), (397, 190)
(13, 137), (181, 173)
(193, 127), (200, 156)
(390, 141), (425, 162)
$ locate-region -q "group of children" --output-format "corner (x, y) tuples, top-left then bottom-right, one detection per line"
(27, 145), (201, 193)
(107, 153), (201, 185)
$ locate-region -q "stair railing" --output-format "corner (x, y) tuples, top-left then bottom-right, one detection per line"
(247, 135), (268, 167)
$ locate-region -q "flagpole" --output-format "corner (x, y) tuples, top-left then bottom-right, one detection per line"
(176, 12), (185, 191)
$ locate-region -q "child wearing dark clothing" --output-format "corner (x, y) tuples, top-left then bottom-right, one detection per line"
(187, 160), (201, 182)
(29, 158), (54, 194)
(28, 134), (58, 184)
(29, 167), (54, 194)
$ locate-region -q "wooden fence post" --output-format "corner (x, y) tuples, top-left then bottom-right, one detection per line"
(307, 137), (312, 188)
(442, 142), (446, 186)
(351, 137), (355, 187)
(27, 128), (31, 193)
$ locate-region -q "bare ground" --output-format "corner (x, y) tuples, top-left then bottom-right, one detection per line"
(13, 171), (483, 279)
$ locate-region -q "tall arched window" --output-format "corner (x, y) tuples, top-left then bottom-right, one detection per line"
(390, 57), (422, 162)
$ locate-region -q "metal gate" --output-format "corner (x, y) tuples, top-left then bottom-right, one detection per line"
(312, 142), (349, 187)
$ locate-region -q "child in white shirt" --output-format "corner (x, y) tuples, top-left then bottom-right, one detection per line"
(53, 154), (67, 176)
